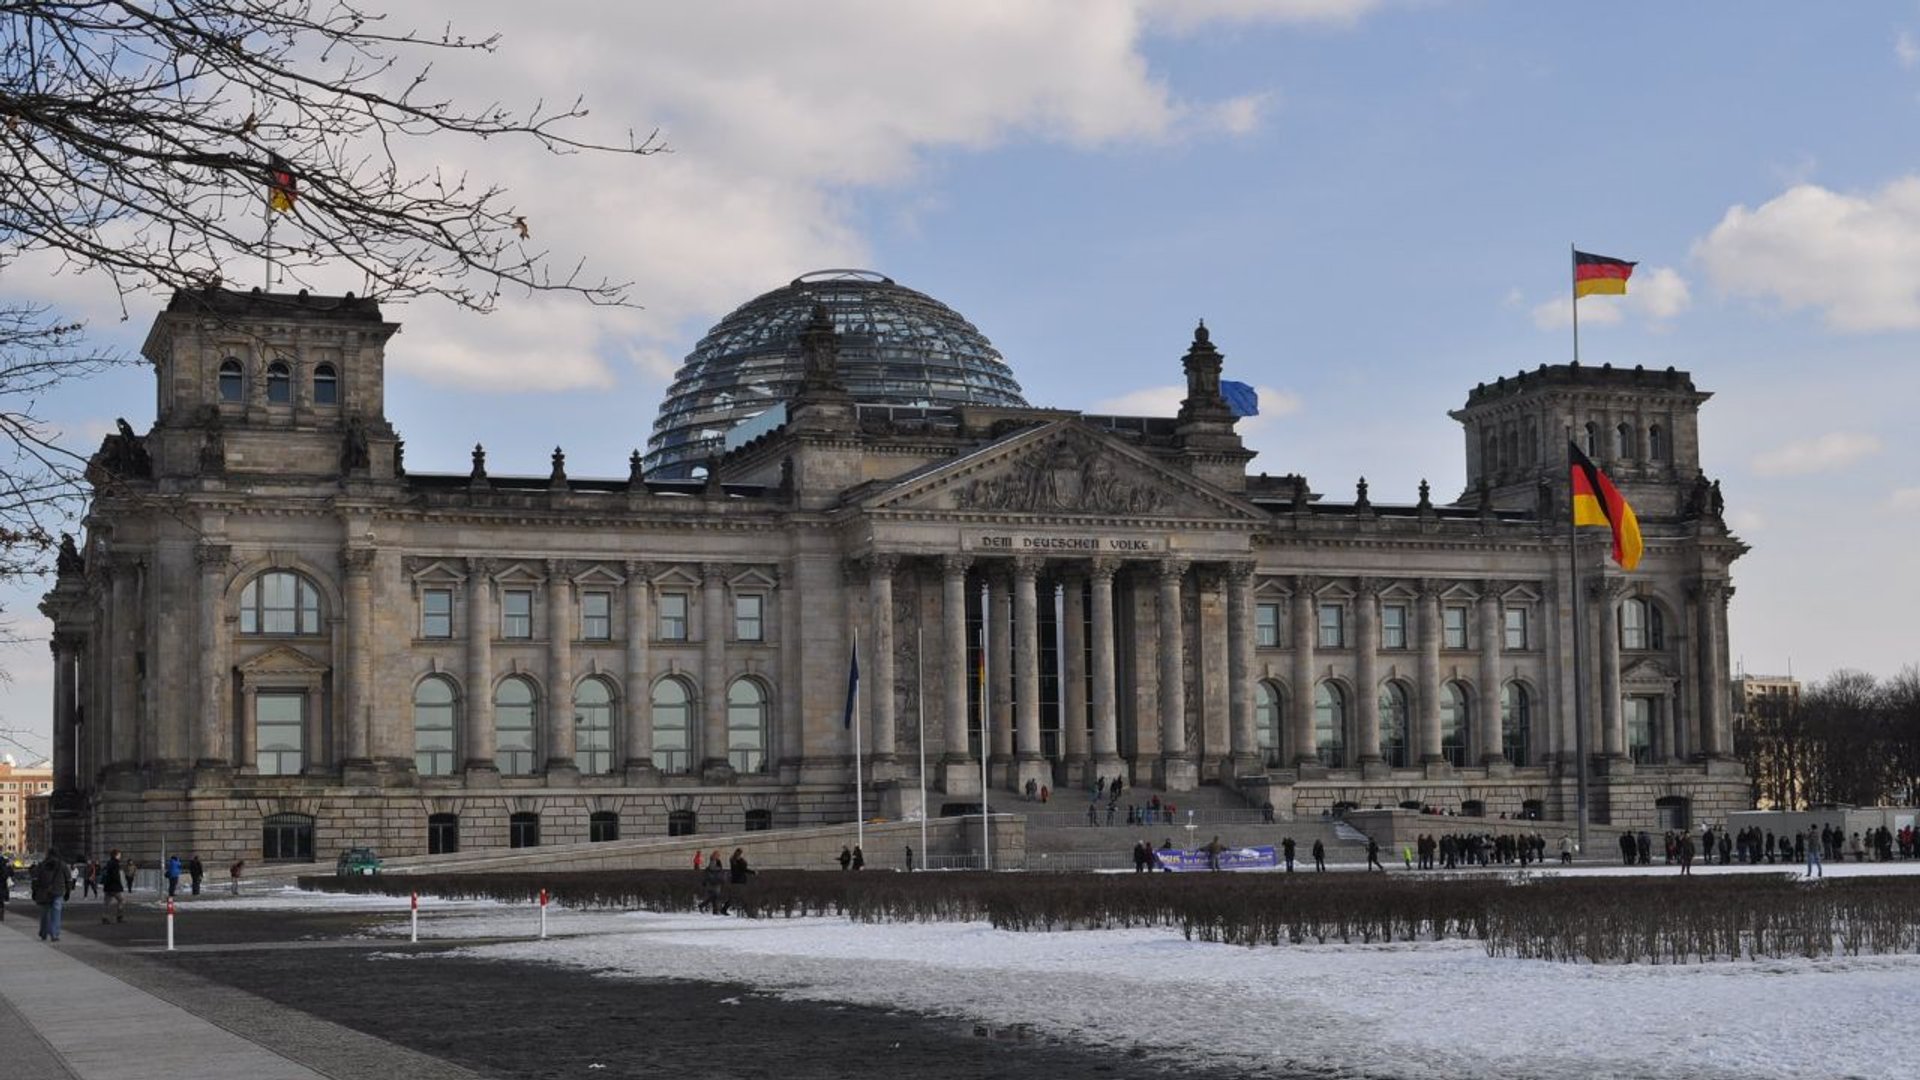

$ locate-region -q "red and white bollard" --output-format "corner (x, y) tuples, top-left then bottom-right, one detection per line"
(410, 891), (419, 943)
(165, 897), (175, 952)
(538, 888), (549, 939)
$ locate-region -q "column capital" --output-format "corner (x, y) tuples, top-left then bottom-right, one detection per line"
(1291, 573), (1319, 595)
(1352, 574), (1378, 599)
(548, 558), (584, 581)
(468, 556), (501, 579)
(623, 559), (653, 583)
(1089, 556), (1121, 582)
(1688, 576), (1730, 602)
(700, 561), (731, 585)
(1225, 561), (1256, 587)
(1592, 576), (1629, 600)
(341, 546), (377, 574)
(1157, 558), (1190, 584)
(1479, 578), (1508, 599)
(195, 542), (231, 571)
(1011, 555), (1042, 581)
(940, 553), (973, 577)
(1418, 577), (1446, 601)
(866, 551), (901, 578)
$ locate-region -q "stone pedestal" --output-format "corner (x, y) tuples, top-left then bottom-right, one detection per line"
(1156, 756), (1199, 792)
(942, 758), (984, 797)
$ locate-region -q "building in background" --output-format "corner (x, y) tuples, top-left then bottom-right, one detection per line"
(39, 279), (1751, 866)
(0, 757), (54, 856)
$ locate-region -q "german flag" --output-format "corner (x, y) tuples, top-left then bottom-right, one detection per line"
(1569, 441), (1642, 571)
(1574, 250), (1635, 297)
(266, 154), (297, 213)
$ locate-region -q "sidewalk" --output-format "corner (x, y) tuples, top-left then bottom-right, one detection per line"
(0, 905), (327, 1079)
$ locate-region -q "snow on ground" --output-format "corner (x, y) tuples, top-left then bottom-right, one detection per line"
(238, 865), (1920, 1080)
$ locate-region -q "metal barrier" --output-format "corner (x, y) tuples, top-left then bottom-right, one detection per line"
(1022, 808), (1277, 829)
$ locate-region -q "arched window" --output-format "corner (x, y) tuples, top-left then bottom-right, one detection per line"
(1655, 795), (1691, 831)
(313, 363), (338, 405)
(1255, 681), (1284, 767)
(427, 813), (459, 855)
(1648, 424), (1666, 462)
(1314, 682), (1346, 768)
(218, 358), (244, 402)
(727, 678), (769, 773)
(1615, 422), (1633, 459)
(651, 678), (693, 773)
(1504, 428), (1519, 473)
(266, 360), (292, 404)
(1441, 681), (1471, 767)
(494, 677), (538, 775)
(589, 811), (619, 843)
(1584, 421), (1599, 457)
(667, 809), (697, 837)
(1501, 681), (1531, 765)
(744, 808), (773, 832)
(413, 675), (457, 776)
(1378, 681), (1410, 768)
(575, 677), (615, 775)
(261, 812), (315, 862)
(1619, 597), (1665, 650)
(240, 571), (321, 635)
(509, 811), (540, 848)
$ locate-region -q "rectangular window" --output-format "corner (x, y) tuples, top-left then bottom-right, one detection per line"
(502, 589), (533, 639)
(1443, 606), (1468, 649)
(1503, 608), (1528, 651)
(1381, 604), (1408, 650)
(735, 594), (764, 641)
(1626, 696), (1657, 764)
(658, 592), (689, 640)
(1255, 602), (1281, 648)
(255, 693), (304, 776)
(580, 591), (612, 640)
(421, 588), (453, 639)
(1317, 603), (1345, 649)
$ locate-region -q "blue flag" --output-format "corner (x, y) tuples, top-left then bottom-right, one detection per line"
(1221, 380), (1259, 417)
(842, 638), (860, 729)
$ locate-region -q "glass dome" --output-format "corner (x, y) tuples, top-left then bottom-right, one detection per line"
(644, 270), (1027, 478)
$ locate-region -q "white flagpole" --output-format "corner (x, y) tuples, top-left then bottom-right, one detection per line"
(979, 603), (992, 872)
(853, 627), (864, 853)
(916, 628), (928, 871)
(1569, 244), (1591, 857)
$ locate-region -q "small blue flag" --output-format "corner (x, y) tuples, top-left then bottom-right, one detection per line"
(842, 638), (860, 729)
(1221, 380), (1259, 418)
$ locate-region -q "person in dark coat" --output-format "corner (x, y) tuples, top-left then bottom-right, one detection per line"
(100, 849), (127, 923)
(31, 848), (69, 942)
(728, 848), (754, 885)
(697, 856), (728, 914)
(1366, 837), (1384, 872)
(838, 846), (853, 871)
(1281, 836), (1296, 871)
(1311, 839), (1326, 872)
(851, 845), (865, 870)
(187, 854), (205, 896)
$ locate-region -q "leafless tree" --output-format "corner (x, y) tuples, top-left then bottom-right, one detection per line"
(0, 0), (660, 577)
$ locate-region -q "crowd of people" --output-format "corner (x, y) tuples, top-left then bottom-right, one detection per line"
(1411, 831), (1567, 870)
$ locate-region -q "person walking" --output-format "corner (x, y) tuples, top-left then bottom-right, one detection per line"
(228, 858), (245, 896)
(1366, 837), (1384, 872)
(1805, 825), (1823, 880)
(0, 858), (9, 919)
(905, 845), (915, 872)
(188, 854), (205, 896)
(1204, 835), (1223, 871)
(32, 848), (69, 942)
(1281, 836), (1296, 872)
(1311, 838), (1326, 872)
(82, 857), (100, 899)
(697, 853), (728, 914)
(164, 854), (181, 897)
(851, 845), (865, 870)
(101, 849), (127, 923)
(838, 846), (853, 871)
(728, 848), (755, 886)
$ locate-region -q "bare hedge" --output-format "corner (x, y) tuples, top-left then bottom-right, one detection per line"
(301, 870), (1920, 964)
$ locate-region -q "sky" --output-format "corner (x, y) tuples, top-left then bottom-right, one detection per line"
(4, 1), (1919, 759)
(221, 867), (1920, 1080)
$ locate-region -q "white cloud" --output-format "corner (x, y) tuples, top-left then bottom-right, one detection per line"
(1528, 265), (1689, 331)
(1144, 0), (1383, 32)
(1898, 30), (1920, 69)
(1205, 92), (1276, 136)
(1091, 383), (1299, 423)
(1727, 508), (1766, 533)
(1750, 432), (1883, 477)
(1693, 177), (1920, 332)
(1888, 487), (1920, 513)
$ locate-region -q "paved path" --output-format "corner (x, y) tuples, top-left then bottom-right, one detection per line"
(0, 901), (479, 1080)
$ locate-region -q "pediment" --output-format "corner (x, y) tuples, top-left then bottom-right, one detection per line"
(236, 645), (329, 677)
(1621, 656), (1679, 684)
(864, 420), (1264, 523)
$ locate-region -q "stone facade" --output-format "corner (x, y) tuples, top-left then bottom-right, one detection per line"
(39, 287), (1751, 868)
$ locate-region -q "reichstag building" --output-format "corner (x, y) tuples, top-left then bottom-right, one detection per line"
(40, 271), (1750, 862)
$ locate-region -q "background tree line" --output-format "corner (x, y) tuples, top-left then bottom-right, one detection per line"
(1737, 667), (1920, 809)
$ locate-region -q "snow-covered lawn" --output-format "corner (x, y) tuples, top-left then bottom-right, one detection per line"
(225, 862), (1920, 1080)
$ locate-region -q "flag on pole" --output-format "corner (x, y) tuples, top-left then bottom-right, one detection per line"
(1573, 250), (1635, 297)
(842, 637), (860, 729)
(266, 154), (297, 213)
(1569, 441), (1643, 571)
(1220, 380), (1260, 417)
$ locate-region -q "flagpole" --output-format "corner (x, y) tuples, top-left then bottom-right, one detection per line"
(264, 190), (275, 291)
(1567, 435), (1592, 860)
(1570, 243), (1580, 366)
(978, 604), (991, 872)
(916, 628), (929, 871)
(853, 627), (864, 854)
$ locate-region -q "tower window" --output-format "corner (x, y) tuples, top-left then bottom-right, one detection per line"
(218, 358), (244, 402)
(267, 361), (292, 404)
(313, 363), (338, 405)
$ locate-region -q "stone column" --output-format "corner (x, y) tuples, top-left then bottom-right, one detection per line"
(1156, 559), (1196, 789)
(1417, 580), (1444, 765)
(341, 546), (375, 768)
(1353, 577), (1382, 768)
(464, 560), (497, 775)
(1059, 570), (1089, 783)
(1089, 558), (1123, 780)
(546, 561), (577, 776)
(987, 566), (1014, 785)
(1013, 556), (1047, 791)
(1289, 576), (1318, 768)
(701, 562), (730, 773)
(1697, 579), (1730, 758)
(622, 562), (654, 775)
(1599, 581), (1625, 759)
(236, 682), (257, 771)
(1226, 563), (1258, 776)
(1477, 582), (1504, 765)
(195, 543), (230, 767)
(939, 555), (978, 794)
(51, 637), (77, 787)
(110, 562), (138, 769)
(867, 553), (899, 767)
